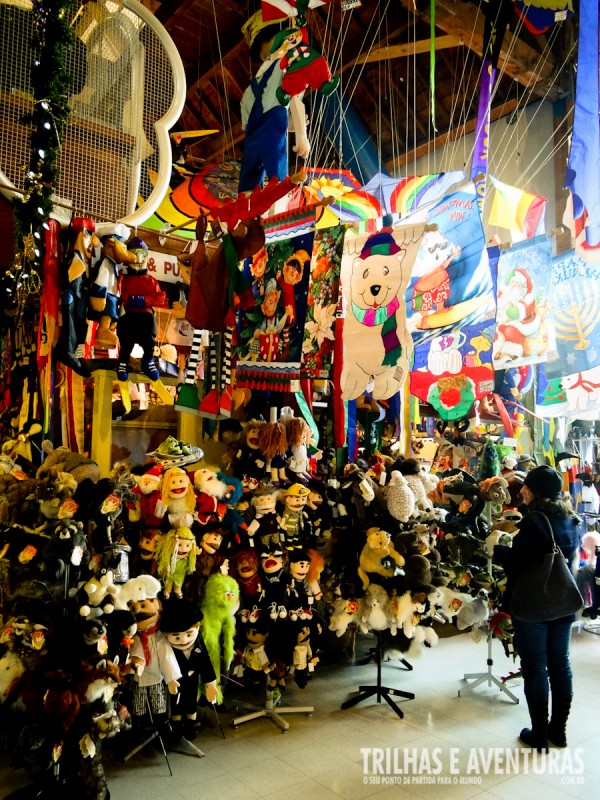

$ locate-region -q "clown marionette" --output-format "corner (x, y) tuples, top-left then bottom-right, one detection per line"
(270, 24), (339, 106)
(238, 11), (309, 193)
(116, 237), (168, 382)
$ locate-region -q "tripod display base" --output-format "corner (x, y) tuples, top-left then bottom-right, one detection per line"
(459, 660), (519, 704)
(341, 631), (414, 719)
(231, 699), (313, 733)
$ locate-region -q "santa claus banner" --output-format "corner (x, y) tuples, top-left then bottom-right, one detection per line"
(402, 184), (496, 347)
(339, 222), (427, 400)
(493, 236), (557, 368)
(301, 225), (344, 379)
(236, 231), (314, 391)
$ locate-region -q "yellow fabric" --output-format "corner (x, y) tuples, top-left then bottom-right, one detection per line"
(242, 10), (286, 47)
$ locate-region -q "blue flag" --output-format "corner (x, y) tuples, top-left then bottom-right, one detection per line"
(564, 0), (600, 255)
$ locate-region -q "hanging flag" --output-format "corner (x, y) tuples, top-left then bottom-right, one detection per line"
(362, 171), (465, 217)
(302, 224), (344, 379)
(261, 1), (332, 22)
(493, 236), (557, 368)
(564, 0), (600, 262)
(236, 230), (315, 391)
(410, 320), (496, 421)
(339, 222), (427, 400)
(549, 249), (600, 373)
(403, 184), (496, 347)
(291, 167), (382, 226)
(488, 176), (547, 240)
(514, 1), (574, 35)
(470, 0), (514, 209)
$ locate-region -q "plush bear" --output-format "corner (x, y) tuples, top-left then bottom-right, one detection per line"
(358, 527), (405, 591)
(394, 458), (433, 512)
(359, 583), (394, 633)
(113, 574), (162, 611)
(384, 471), (416, 523)
(328, 596), (361, 637)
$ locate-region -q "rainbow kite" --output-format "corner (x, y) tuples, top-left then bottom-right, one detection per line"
(362, 171), (465, 217)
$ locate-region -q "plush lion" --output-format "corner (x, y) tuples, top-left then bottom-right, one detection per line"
(357, 527), (405, 590)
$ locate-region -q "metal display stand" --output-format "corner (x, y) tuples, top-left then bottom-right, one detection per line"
(458, 553), (519, 704)
(231, 690), (314, 734)
(341, 630), (415, 719)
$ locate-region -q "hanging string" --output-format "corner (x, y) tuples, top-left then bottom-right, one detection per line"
(210, 0), (236, 162)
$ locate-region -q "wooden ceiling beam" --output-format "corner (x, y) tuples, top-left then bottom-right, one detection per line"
(385, 97), (520, 172)
(399, 0), (556, 96)
(342, 33), (461, 73)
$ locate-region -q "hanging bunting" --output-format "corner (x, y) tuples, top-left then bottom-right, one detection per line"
(339, 222), (427, 400)
(493, 236), (558, 367)
(403, 184), (496, 346)
(488, 176), (547, 241)
(301, 224), (344, 379)
(549, 250), (600, 373)
(236, 230), (315, 391)
(564, 0), (600, 262)
(361, 171), (465, 217)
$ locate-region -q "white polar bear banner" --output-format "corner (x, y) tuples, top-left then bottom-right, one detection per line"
(340, 223), (427, 400)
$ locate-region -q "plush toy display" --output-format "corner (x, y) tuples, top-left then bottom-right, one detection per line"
(192, 468), (229, 527)
(280, 482), (312, 549)
(385, 471), (416, 523)
(257, 422), (288, 485)
(247, 481), (283, 548)
(156, 467), (196, 529)
(357, 527), (405, 590)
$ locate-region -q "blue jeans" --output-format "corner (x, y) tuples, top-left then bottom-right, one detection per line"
(512, 617), (573, 705)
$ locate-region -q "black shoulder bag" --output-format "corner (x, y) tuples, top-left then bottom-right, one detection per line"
(510, 511), (584, 622)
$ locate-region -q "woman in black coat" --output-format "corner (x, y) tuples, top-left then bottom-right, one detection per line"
(495, 465), (582, 751)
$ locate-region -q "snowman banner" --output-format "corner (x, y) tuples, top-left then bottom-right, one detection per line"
(493, 236), (558, 367)
(339, 222), (427, 400)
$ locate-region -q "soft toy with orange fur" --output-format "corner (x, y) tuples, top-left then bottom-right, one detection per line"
(358, 527), (405, 590)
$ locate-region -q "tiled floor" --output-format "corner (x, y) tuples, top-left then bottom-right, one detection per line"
(1, 623), (599, 799)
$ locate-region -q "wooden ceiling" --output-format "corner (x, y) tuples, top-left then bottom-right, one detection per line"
(142, 1), (574, 177)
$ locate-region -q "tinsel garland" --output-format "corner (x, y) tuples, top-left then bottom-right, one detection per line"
(13, 0), (75, 271)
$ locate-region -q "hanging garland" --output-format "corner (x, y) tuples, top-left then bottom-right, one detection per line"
(2, 0), (75, 317)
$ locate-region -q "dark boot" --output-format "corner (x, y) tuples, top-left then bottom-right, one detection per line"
(548, 695), (572, 748)
(518, 698), (549, 752)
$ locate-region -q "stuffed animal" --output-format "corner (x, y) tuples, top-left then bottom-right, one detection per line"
(328, 596), (361, 637)
(232, 420), (267, 484)
(79, 570), (119, 619)
(285, 416), (312, 484)
(385, 471), (416, 523)
(192, 467), (229, 526)
(395, 458), (433, 512)
(357, 527), (405, 590)
(37, 440), (99, 484)
(478, 476), (510, 506)
(359, 583), (393, 633)
(280, 482), (312, 550)
(200, 573), (240, 704)
(247, 481), (283, 549)
(270, 23), (339, 106)
(456, 590), (490, 631)
(113, 574), (163, 611)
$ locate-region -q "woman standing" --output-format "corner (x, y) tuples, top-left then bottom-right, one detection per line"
(495, 465), (582, 750)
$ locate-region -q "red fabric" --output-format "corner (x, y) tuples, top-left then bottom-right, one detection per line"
(332, 311), (345, 447)
(120, 273), (167, 312)
(138, 622), (159, 665)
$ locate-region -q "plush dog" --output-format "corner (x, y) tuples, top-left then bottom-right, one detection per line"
(358, 527), (405, 590)
(384, 471), (415, 523)
(359, 583), (394, 633)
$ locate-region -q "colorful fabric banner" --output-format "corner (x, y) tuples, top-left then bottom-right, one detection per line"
(564, 0), (600, 262)
(536, 362), (600, 419)
(301, 224), (344, 379)
(410, 319), (496, 421)
(236, 230), (314, 391)
(514, 1), (574, 35)
(403, 184), (496, 348)
(340, 222), (427, 400)
(493, 236), (557, 367)
(290, 167), (382, 229)
(361, 171), (465, 217)
(488, 176), (547, 240)
(550, 250), (600, 373)
(470, 59), (495, 211)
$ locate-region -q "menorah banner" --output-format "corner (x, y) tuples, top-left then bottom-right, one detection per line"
(493, 236), (558, 368)
(550, 251), (600, 374)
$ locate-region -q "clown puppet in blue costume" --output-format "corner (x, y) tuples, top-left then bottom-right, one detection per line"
(238, 10), (310, 193)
